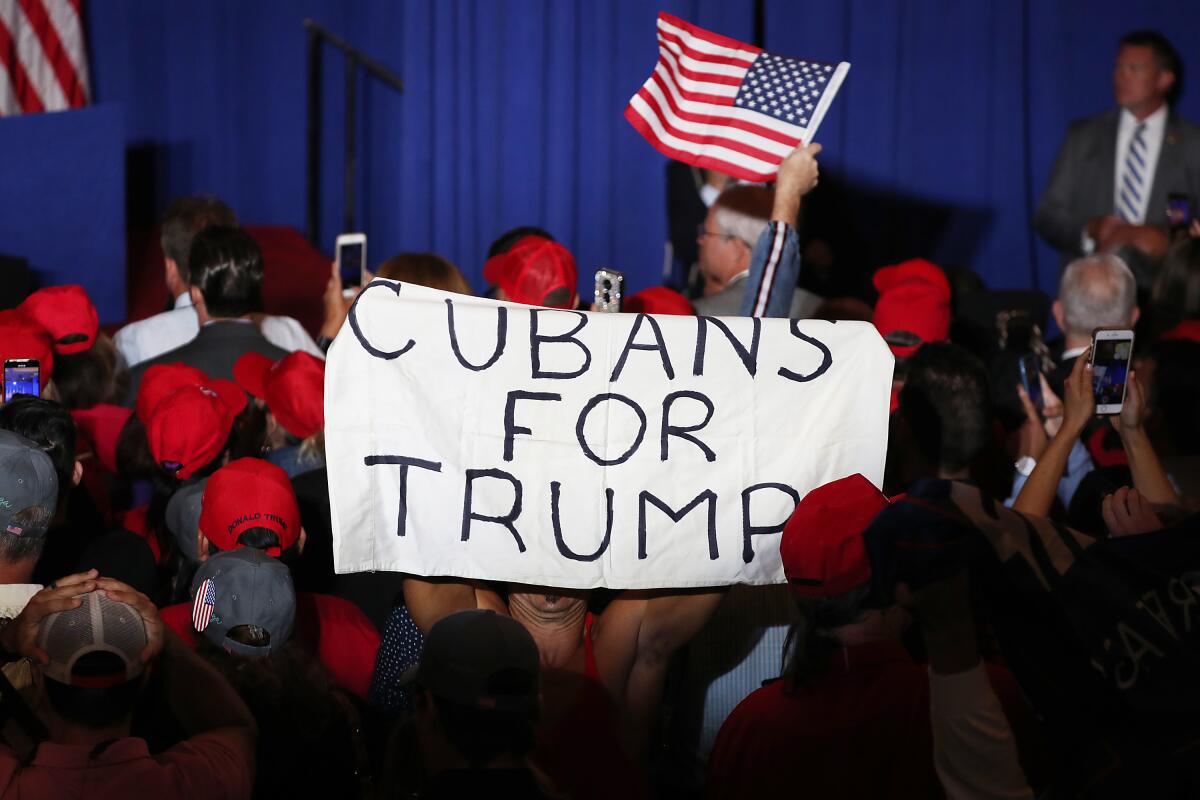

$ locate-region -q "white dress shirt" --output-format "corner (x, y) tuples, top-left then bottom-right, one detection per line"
(114, 293), (323, 367)
(1113, 104), (1168, 224)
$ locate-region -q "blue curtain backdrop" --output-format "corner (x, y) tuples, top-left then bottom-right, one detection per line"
(87, 0), (1199, 303)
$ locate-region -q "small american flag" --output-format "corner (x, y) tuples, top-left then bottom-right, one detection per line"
(625, 12), (849, 182)
(0, 0), (91, 117)
(192, 578), (217, 632)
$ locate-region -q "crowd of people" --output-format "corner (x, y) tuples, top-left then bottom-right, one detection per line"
(0, 26), (1198, 800)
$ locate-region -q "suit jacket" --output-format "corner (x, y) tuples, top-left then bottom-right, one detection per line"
(1034, 108), (1200, 258)
(124, 319), (288, 405)
(693, 276), (823, 318)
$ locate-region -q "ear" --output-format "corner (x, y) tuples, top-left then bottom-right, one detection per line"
(72, 459), (83, 487)
(1157, 69), (1176, 95)
(298, 526), (307, 555)
(1052, 299), (1065, 333)
(196, 529), (210, 562)
(189, 285), (205, 311)
(1130, 305), (1141, 327)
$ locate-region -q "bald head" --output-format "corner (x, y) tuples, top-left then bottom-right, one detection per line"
(1055, 254), (1139, 344)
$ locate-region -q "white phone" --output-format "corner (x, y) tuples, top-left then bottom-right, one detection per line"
(1090, 328), (1135, 415)
(336, 232), (367, 291)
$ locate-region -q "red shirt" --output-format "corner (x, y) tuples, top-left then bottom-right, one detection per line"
(160, 592), (380, 699)
(0, 735), (251, 800)
(708, 641), (941, 800)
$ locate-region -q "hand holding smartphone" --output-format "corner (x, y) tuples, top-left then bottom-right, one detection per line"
(1090, 328), (1135, 415)
(594, 269), (624, 313)
(336, 233), (367, 296)
(3, 359), (40, 402)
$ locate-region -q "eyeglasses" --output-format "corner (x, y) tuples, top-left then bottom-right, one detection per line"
(696, 225), (744, 245)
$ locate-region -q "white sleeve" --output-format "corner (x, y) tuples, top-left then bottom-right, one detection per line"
(930, 661), (1033, 800)
(260, 316), (325, 359)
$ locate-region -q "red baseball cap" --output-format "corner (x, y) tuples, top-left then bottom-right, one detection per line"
(483, 236), (578, 308)
(19, 285), (99, 355)
(622, 286), (695, 316)
(233, 351), (325, 440)
(145, 381), (245, 480)
(0, 309), (54, 383)
(781, 474), (890, 598)
(136, 363), (246, 424)
(199, 458), (301, 556)
(872, 259), (951, 360)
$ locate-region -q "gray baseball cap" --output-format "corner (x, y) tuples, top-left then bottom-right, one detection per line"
(38, 591), (148, 688)
(0, 429), (58, 539)
(190, 547), (295, 658)
(166, 478), (207, 564)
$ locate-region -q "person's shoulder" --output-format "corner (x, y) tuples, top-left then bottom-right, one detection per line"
(1167, 113), (1200, 144)
(1065, 108), (1117, 137)
(693, 285), (744, 316)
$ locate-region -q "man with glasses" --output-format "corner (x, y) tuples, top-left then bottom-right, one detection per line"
(693, 143), (824, 319)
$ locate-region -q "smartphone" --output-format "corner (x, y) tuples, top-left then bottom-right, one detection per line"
(1090, 328), (1135, 415)
(3, 359), (40, 402)
(594, 269), (624, 313)
(336, 233), (367, 290)
(1166, 193), (1192, 228)
(1018, 353), (1043, 411)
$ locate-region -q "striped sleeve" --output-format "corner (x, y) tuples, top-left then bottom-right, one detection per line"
(738, 220), (800, 318)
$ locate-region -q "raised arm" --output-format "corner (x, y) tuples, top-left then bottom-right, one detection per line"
(401, 575), (504, 634)
(738, 142), (821, 318)
(1114, 370), (1181, 508)
(1014, 353), (1094, 516)
(594, 587), (725, 758)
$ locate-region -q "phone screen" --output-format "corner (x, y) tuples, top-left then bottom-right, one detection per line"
(1018, 353), (1043, 410)
(1092, 338), (1133, 410)
(1167, 195), (1192, 227)
(3, 363), (40, 402)
(339, 242), (364, 288)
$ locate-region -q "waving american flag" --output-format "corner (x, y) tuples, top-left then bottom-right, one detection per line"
(0, 0), (90, 117)
(625, 12), (849, 182)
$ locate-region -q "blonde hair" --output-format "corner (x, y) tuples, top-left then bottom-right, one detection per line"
(376, 253), (472, 295)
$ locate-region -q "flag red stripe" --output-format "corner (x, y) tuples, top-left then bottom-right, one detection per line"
(658, 12), (762, 58)
(624, 105), (777, 183)
(0, 14), (44, 113)
(646, 70), (799, 148)
(657, 27), (755, 71)
(637, 84), (794, 164)
(18, 0), (85, 107)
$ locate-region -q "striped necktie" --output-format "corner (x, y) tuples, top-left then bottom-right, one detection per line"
(1117, 123), (1148, 223)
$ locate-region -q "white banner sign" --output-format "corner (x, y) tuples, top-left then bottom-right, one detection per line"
(326, 281), (893, 589)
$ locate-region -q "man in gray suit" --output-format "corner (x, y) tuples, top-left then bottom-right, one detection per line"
(125, 226), (287, 404)
(1035, 31), (1200, 280)
(692, 144), (824, 318)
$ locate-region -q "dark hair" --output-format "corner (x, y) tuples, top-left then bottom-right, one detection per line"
(50, 334), (128, 410)
(899, 342), (991, 475)
(423, 686), (537, 766)
(236, 526), (281, 551)
(1120, 30), (1183, 106)
(781, 585), (871, 691)
(196, 637), (360, 797)
(0, 395), (76, 502)
(376, 252), (473, 295)
(486, 226), (555, 259)
(188, 226), (265, 318)
(1152, 238), (1200, 331)
(160, 195), (238, 283)
(42, 652), (142, 729)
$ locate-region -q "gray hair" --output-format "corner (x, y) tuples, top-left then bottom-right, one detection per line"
(711, 204), (768, 249)
(1058, 254), (1137, 337)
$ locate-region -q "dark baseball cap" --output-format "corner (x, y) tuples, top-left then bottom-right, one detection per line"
(410, 609), (540, 713)
(190, 547), (295, 658)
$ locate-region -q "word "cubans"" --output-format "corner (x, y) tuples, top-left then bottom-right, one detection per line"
(348, 283), (833, 384)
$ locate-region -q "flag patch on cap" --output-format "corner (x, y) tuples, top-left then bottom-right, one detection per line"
(192, 579), (217, 632)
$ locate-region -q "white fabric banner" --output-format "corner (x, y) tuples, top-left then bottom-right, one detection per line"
(326, 281), (893, 589)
